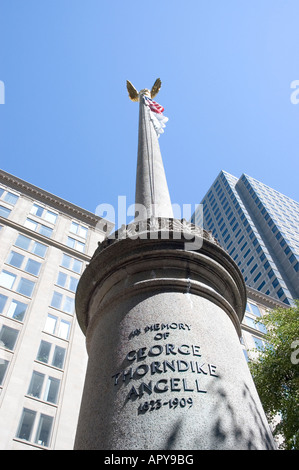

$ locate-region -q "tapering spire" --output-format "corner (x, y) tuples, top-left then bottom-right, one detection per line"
(126, 79), (173, 220)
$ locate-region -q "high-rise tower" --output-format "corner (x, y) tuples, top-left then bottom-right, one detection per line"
(192, 171), (298, 305)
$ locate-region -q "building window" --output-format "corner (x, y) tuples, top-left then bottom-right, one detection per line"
(39, 225), (53, 238)
(44, 314), (57, 335)
(0, 294), (8, 313)
(253, 336), (266, 351)
(0, 325), (19, 351)
(27, 371), (44, 399)
(68, 277), (78, 292)
(241, 241), (248, 252)
(257, 280), (266, 292)
(244, 316), (267, 334)
(24, 218), (53, 238)
(0, 359), (9, 385)
(7, 251), (24, 269)
(16, 409), (53, 448)
(0, 270), (16, 290)
(36, 340), (66, 369)
(56, 271), (79, 292)
(15, 234), (48, 258)
(32, 241), (47, 258)
(61, 254), (83, 273)
(277, 287), (284, 298)
(30, 204), (58, 225)
(253, 272), (261, 283)
(7, 250), (42, 277)
(24, 219), (37, 231)
(16, 408), (36, 442)
(6, 299), (28, 322)
(15, 234), (32, 251)
(16, 277), (35, 297)
(36, 340), (51, 364)
(246, 256), (254, 266)
(70, 221), (88, 239)
(246, 302), (261, 317)
(0, 270), (35, 297)
(44, 314), (71, 340)
(50, 291), (75, 314)
(0, 188), (19, 205)
(244, 316), (256, 329)
(0, 205), (11, 218)
(56, 272), (67, 288)
(27, 371), (60, 404)
(50, 292), (63, 310)
(24, 258), (41, 276)
(3, 192), (19, 205)
(242, 349), (249, 362)
(44, 376), (60, 404)
(44, 210), (57, 224)
(52, 345), (66, 369)
(35, 413), (53, 447)
(58, 319), (71, 339)
(67, 237), (85, 253)
(61, 295), (74, 314)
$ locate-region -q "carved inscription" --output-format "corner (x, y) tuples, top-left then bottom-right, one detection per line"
(112, 322), (218, 412)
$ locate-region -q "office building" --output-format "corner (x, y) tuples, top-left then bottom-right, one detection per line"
(192, 171), (299, 305)
(0, 169), (109, 449)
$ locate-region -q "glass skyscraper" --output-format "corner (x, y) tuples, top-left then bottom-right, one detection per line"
(191, 171), (299, 305)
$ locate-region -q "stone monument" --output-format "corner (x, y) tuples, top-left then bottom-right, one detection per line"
(74, 80), (275, 450)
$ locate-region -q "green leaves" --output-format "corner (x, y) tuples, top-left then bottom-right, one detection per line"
(249, 300), (299, 450)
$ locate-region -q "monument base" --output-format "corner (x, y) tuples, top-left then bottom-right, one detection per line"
(74, 220), (275, 450)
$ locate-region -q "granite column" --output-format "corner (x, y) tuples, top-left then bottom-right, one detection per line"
(74, 88), (275, 450)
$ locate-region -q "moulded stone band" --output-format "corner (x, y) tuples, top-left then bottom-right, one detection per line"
(76, 230), (246, 340)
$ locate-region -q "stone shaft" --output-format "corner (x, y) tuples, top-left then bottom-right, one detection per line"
(135, 96), (173, 219)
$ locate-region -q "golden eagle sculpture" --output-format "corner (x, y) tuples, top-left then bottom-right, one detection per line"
(126, 78), (162, 102)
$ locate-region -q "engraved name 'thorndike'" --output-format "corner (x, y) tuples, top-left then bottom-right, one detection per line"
(111, 342), (218, 401)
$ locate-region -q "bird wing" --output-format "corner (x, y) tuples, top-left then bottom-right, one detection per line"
(126, 80), (139, 102)
(151, 78), (162, 99)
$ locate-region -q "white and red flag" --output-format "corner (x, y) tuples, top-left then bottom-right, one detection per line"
(143, 95), (168, 137)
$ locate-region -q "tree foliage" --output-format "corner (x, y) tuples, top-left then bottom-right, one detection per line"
(249, 300), (299, 449)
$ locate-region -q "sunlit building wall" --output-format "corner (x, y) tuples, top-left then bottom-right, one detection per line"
(0, 169), (108, 449)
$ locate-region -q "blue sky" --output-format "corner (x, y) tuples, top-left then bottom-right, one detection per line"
(0, 1), (298, 226)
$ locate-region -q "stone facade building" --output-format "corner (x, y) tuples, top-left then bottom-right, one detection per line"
(0, 169), (109, 449)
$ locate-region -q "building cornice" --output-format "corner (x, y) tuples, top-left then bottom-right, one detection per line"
(246, 285), (287, 310)
(0, 169), (113, 231)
